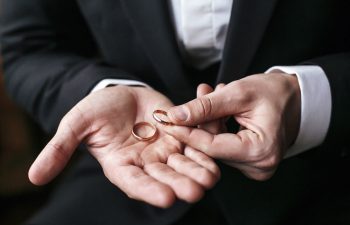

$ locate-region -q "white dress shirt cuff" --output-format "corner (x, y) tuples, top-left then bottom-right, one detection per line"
(90, 79), (151, 93)
(266, 66), (332, 158)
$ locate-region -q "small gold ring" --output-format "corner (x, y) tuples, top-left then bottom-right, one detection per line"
(152, 110), (173, 126)
(132, 122), (158, 141)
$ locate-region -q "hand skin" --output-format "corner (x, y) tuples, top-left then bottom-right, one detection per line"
(28, 86), (220, 208)
(162, 73), (301, 181)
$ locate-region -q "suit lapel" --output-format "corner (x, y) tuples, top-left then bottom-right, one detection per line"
(217, 0), (279, 84)
(120, 0), (193, 102)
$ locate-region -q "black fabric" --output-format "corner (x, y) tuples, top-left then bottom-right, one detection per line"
(184, 62), (220, 89)
(1, 0), (350, 224)
(25, 153), (229, 225)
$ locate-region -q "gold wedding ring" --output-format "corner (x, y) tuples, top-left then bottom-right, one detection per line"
(152, 110), (173, 126)
(132, 122), (158, 141)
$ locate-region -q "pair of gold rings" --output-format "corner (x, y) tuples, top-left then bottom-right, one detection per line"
(131, 110), (172, 141)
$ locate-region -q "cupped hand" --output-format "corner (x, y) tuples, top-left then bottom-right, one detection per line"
(28, 86), (220, 208)
(162, 73), (301, 181)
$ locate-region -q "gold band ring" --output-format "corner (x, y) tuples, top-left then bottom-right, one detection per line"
(132, 122), (158, 141)
(152, 110), (173, 126)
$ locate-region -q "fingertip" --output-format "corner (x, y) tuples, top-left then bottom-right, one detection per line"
(195, 169), (218, 189)
(138, 178), (176, 208)
(28, 164), (46, 186)
(215, 83), (226, 90)
(197, 83), (213, 97)
(212, 165), (222, 181)
(28, 166), (39, 185)
(184, 147), (222, 180)
(27, 144), (64, 186)
(182, 184), (204, 203)
(154, 187), (176, 208)
(196, 165), (221, 189)
(197, 83), (210, 88)
(169, 176), (204, 204)
(167, 106), (189, 124)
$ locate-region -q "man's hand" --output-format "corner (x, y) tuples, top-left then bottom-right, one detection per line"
(28, 86), (220, 208)
(162, 73), (301, 181)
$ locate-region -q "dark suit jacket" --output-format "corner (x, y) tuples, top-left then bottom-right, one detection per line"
(1, 0), (350, 224)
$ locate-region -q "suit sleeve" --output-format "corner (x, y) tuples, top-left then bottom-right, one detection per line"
(0, 0), (142, 133)
(304, 53), (350, 157)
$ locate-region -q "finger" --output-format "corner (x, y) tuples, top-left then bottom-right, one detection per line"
(167, 152), (219, 189)
(144, 162), (204, 203)
(184, 146), (220, 178)
(198, 83), (226, 134)
(196, 83), (214, 97)
(162, 125), (260, 162)
(140, 135), (183, 164)
(197, 84), (220, 134)
(216, 83), (226, 89)
(28, 106), (91, 185)
(167, 83), (240, 126)
(108, 165), (176, 208)
(215, 83), (229, 130)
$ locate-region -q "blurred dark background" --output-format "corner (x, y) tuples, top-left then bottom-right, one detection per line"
(0, 0), (57, 217)
(0, 58), (51, 224)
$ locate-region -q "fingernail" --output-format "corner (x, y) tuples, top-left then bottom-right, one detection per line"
(170, 107), (188, 121)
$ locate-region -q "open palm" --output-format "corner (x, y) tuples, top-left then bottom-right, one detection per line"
(29, 86), (220, 207)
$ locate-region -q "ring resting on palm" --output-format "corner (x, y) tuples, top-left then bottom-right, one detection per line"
(132, 122), (158, 141)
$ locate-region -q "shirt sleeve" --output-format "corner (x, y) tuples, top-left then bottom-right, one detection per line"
(266, 66), (332, 158)
(90, 79), (151, 93)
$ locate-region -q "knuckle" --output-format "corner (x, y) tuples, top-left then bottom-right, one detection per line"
(232, 80), (252, 102)
(165, 137), (183, 151)
(210, 164), (221, 179)
(143, 163), (157, 173)
(247, 146), (265, 161)
(195, 96), (213, 118)
(251, 172), (273, 181)
(168, 153), (181, 162)
(47, 142), (69, 161)
(59, 114), (72, 130)
(183, 184), (203, 203)
(232, 80), (245, 95)
(263, 155), (280, 170)
(126, 192), (137, 200)
(246, 139), (280, 165)
(243, 168), (274, 181)
(248, 149), (280, 171)
(258, 146), (281, 170)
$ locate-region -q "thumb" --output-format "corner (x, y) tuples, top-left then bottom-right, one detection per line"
(167, 88), (234, 126)
(28, 106), (90, 185)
